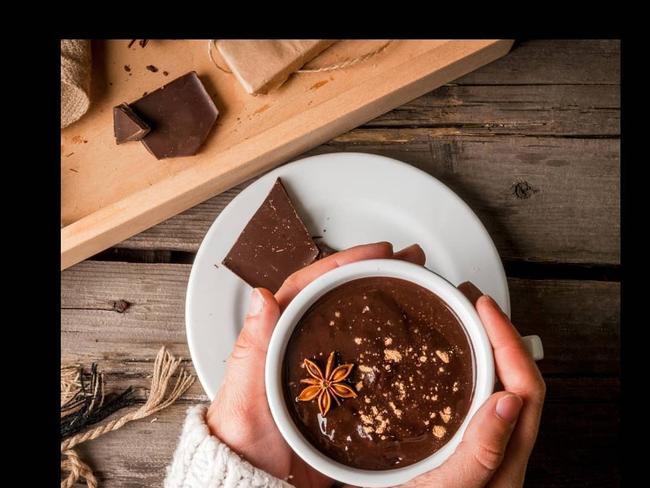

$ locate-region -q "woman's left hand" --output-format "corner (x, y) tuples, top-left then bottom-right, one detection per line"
(206, 242), (426, 487)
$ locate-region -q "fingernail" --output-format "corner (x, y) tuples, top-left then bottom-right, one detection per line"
(394, 243), (421, 256)
(496, 394), (523, 424)
(479, 294), (503, 313)
(247, 288), (265, 317)
(375, 241), (394, 253)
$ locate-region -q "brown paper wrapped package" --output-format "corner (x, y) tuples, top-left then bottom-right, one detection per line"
(216, 40), (335, 95)
(61, 40), (92, 128)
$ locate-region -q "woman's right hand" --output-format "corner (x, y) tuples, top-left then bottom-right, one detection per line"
(401, 295), (546, 487)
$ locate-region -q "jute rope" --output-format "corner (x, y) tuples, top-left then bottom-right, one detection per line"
(61, 364), (82, 408)
(296, 41), (392, 73)
(61, 346), (195, 487)
(208, 40), (393, 76)
(61, 449), (98, 488)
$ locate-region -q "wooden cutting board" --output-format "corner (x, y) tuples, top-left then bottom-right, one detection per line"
(61, 39), (514, 269)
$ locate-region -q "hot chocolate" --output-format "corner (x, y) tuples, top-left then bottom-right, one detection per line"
(283, 277), (474, 470)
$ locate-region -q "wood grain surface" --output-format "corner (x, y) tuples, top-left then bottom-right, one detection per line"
(61, 39), (620, 487)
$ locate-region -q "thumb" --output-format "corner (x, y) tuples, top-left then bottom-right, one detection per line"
(411, 392), (522, 487)
(223, 288), (281, 400)
(207, 288), (281, 443)
(231, 288), (281, 361)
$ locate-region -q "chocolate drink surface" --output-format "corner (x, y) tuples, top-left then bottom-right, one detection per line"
(283, 277), (474, 470)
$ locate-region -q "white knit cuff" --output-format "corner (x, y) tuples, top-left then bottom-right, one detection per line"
(165, 405), (295, 488)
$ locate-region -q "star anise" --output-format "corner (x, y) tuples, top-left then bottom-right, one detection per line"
(297, 351), (357, 416)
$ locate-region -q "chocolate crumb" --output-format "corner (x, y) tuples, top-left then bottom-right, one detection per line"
(436, 350), (450, 363)
(69, 168), (78, 173)
(440, 407), (452, 424)
(384, 349), (402, 362)
(432, 425), (446, 438)
(112, 299), (131, 313)
(146, 65), (159, 73)
(163, 71), (169, 76)
(124, 65), (131, 72)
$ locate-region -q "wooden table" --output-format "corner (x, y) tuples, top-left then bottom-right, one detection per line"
(61, 40), (620, 487)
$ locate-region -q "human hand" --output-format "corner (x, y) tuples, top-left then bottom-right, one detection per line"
(206, 242), (426, 487)
(398, 295), (546, 488)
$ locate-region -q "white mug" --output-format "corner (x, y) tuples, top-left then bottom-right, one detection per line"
(265, 259), (543, 487)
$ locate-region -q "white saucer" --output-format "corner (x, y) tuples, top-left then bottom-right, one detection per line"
(186, 152), (509, 399)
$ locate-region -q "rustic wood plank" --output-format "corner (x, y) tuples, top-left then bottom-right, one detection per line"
(61, 262), (620, 377)
(119, 133), (620, 265)
(453, 39), (620, 86)
(62, 261), (620, 487)
(116, 39), (620, 262)
(70, 386), (619, 487)
(369, 83), (619, 136)
(63, 40), (621, 488)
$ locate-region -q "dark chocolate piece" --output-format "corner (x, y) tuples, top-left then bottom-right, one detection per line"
(113, 103), (151, 144)
(146, 64), (158, 72)
(284, 277), (474, 470)
(222, 178), (319, 293)
(457, 281), (484, 307)
(315, 240), (338, 259)
(130, 71), (219, 159)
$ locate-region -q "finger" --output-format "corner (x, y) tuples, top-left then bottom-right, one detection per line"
(231, 287), (281, 359)
(476, 295), (545, 400)
(476, 295), (546, 487)
(409, 392), (522, 487)
(393, 243), (426, 265)
(275, 242), (394, 309)
(209, 288), (281, 439)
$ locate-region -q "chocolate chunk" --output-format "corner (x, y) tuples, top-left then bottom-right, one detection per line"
(146, 64), (158, 73)
(222, 178), (319, 293)
(113, 103), (151, 144)
(457, 281), (484, 307)
(130, 72), (219, 159)
(315, 240), (338, 259)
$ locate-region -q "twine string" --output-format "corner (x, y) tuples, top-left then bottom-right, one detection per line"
(60, 347), (195, 487)
(208, 40), (393, 76)
(208, 40), (232, 73)
(296, 41), (392, 73)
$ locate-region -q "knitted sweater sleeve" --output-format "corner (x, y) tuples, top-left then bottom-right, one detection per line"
(164, 405), (295, 488)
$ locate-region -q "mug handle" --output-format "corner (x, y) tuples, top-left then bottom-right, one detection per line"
(522, 335), (544, 361)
